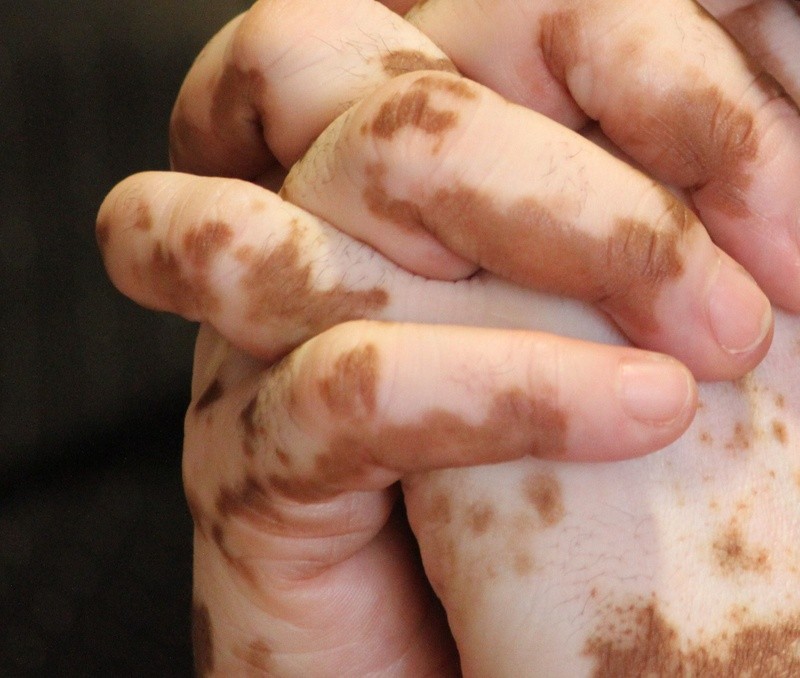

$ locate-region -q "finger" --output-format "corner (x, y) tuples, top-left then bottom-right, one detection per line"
(169, 0), (458, 175)
(98, 170), (647, 367)
(187, 323), (696, 520)
(407, 0), (800, 310)
(283, 71), (773, 380)
(185, 318), (695, 673)
(701, 0), (800, 103)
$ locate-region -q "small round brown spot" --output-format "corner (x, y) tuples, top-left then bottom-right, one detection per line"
(772, 420), (788, 446)
(523, 473), (565, 527)
(466, 501), (495, 535)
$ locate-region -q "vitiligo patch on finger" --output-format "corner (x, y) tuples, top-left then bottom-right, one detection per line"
(364, 172), (691, 329)
(540, 7), (770, 214)
(235, 227), (389, 350)
(362, 73), (477, 147)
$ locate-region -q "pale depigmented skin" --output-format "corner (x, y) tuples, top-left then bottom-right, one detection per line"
(403, 308), (800, 677)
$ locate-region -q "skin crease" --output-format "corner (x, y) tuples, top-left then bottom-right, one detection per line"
(95, 1), (800, 675)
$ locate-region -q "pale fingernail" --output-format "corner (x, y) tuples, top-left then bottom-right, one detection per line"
(618, 357), (694, 425)
(707, 257), (772, 355)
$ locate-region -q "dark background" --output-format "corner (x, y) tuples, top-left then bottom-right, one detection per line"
(1, 2), (250, 675)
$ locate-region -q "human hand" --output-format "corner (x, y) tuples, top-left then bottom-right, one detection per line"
(96, 0), (800, 674)
(166, 0), (800, 381)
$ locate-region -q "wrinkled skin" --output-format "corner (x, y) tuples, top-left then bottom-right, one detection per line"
(97, 0), (800, 675)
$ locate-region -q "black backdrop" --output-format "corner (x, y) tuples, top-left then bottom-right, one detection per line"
(1, 2), (250, 674)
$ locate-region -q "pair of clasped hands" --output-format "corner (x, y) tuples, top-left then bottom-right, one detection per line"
(97, 0), (800, 675)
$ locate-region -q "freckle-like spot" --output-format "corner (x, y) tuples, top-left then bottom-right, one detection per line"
(523, 473), (565, 527)
(699, 431), (713, 446)
(713, 523), (770, 575)
(133, 200), (153, 232)
(725, 422), (752, 452)
(585, 599), (800, 676)
(772, 420), (788, 446)
(381, 50), (457, 77)
(318, 344), (379, 419)
(192, 603), (214, 677)
(363, 173), (688, 328)
(512, 551), (535, 576)
(236, 232), (388, 360)
(183, 221), (234, 269)
(775, 393), (786, 409)
(195, 379), (224, 413)
(428, 493), (453, 526)
(466, 501), (495, 535)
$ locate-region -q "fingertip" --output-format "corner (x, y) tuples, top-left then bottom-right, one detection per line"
(617, 354), (697, 433)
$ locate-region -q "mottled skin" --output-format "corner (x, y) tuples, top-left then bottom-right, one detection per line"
(403, 305), (800, 677)
(96, 0), (800, 675)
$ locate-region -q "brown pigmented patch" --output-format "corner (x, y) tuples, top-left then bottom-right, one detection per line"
(195, 379), (224, 413)
(132, 200), (153, 232)
(427, 493), (453, 526)
(318, 345), (379, 419)
(192, 603), (214, 677)
(270, 388), (567, 502)
(541, 10), (764, 216)
(365, 73), (476, 143)
(775, 393), (786, 409)
(235, 231), (388, 358)
(699, 431), (713, 446)
(523, 473), (565, 527)
(725, 422), (752, 452)
(365, 174), (689, 328)
(149, 242), (217, 316)
(183, 221), (234, 268)
(381, 50), (457, 77)
(216, 474), (272, 522)
(585, 600), (800, 676)
(712, 523), (770, 576)
(466, 501), (496, 536)
(539, 10), (582, 84)
(772, 420), (788, 446)
(512, 551), (535, 576)
(616, 85), (760, 217)
(369, 89), (458, 140)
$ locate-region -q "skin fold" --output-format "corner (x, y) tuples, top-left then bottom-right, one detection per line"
(96, 0), (800, 674)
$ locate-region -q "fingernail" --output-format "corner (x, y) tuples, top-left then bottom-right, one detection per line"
(618, 357), (694, 425)
(707, 257), (772, 355)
